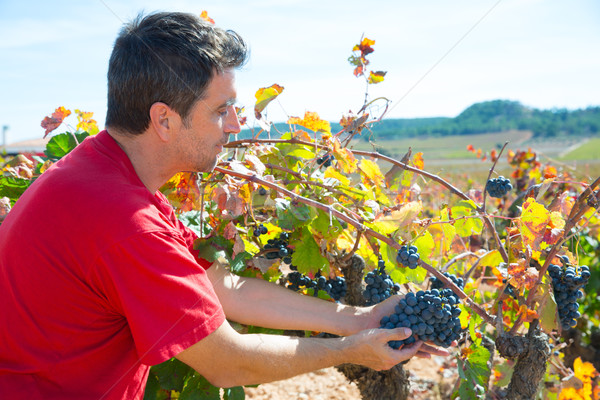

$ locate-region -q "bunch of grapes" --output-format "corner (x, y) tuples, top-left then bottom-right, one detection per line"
(263, 232), (293, 262)
(485, 176), (513, 198)
(396, 245), (420, 269)
(380, 289), (464, 349)
(285, 271), (347, 301)
(253, 224), (268, 237)
(363, 259), (401, 305)
(327, 276), (347, 301)
(430, 272), (464, 292)
(548, 257), (591, 330)
(316, 153), (334, 168)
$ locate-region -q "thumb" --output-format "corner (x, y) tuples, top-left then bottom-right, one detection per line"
(390, 327), (412, 341)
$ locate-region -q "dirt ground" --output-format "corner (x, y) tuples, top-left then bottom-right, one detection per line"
(244, 355), (458, 400)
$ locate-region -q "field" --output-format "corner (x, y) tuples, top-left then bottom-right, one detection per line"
(349, 130), (600, 183)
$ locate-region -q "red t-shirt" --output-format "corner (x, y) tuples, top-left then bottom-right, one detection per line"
(0, 131), (225, 399)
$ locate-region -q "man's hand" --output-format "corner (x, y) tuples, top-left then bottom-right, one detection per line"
(360, 294), (453, 359)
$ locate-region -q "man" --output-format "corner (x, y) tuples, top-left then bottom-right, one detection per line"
(0, 11), (446, 399)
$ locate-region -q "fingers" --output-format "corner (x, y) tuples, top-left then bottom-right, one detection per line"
(419, 342), (451, 357)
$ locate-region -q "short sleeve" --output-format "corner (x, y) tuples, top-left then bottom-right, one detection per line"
(93, 230), (225, 365)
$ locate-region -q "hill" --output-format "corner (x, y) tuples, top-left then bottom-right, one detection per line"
(239, 100), (600, 140)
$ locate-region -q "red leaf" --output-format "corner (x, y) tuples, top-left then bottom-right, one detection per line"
(41, 106), (71, 138)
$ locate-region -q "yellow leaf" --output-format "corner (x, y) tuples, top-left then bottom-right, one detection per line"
(413, 152), (425, 170)
(519, 198), (550, 251)
(331, 138), (357, 174)
(324, 167), (350, 186)
(574, 357), (599, 384)
(254, 84), (284, 118)
(368, 70), (387, 84)
(358, 158), (385, 187)
(381, 201), (423, 229)
(287, 111), (331, 133)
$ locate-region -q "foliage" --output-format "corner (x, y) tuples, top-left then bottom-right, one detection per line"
(4, 23), (600, 400)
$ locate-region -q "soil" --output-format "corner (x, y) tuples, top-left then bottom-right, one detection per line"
(243, 355), (459, 400)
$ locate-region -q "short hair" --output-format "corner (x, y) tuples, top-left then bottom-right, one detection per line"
(105, 11), (248, 134)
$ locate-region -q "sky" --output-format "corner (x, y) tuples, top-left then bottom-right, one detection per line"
(1, 0), (599, 143)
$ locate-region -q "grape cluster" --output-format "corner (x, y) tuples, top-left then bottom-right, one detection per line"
(485, 176), (513, 198)
(285, 271), (347, 301)
(316, 154), (334, 168)
(253, 224), (268, 237)
(430, 272), (464, 292)
(548, 257), (590, 330)
(263, 232), (293, 262)
(380, 289), (463, 349)
(363, 259), (401, 305)
(396, 245), (420, 269)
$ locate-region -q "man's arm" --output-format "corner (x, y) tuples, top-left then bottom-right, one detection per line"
(206, 261), (378, 336)
(176, 318), (420, 388)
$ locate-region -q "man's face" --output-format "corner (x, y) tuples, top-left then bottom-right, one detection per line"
(176, 69), (241, 172)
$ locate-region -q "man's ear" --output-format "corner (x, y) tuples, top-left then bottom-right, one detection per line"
(149, 102), (180, 142)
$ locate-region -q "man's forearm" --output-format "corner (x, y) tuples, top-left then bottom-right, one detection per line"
(176, 320), (419, 388)
(207, 263), (372, 336)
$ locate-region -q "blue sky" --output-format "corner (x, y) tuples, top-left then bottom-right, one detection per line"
(1, 0), (599, 143)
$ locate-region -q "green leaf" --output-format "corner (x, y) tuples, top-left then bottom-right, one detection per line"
(465, 341), (492, 388)
(311, 209), (343, 240)
(150, 358), (193, 391)
(45, 132), (89, 159)
(180, 374), (220, 400)
(275, 198), (314, 231)
(468, 310), (483, 343)
(414, 232), (435, 264)
(231, 251), (253, 274)
(143, 372), (169, 400)
(193, 236), (232, 263)
(291, 226), (329, 275)
(223, 386), (245, 400)
(0, 176), (31, 205)
(451, 200), (483, 237)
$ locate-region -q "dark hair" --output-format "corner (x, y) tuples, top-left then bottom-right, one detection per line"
(105, 11), (248, 134)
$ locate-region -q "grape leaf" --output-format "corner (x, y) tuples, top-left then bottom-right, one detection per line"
(0, 176), (31, 205)
(254, 84), (284, 118)
(150, 358), (192, 391)
(180, 374), (220, 400)
(223, 386), (245, 400)
(291, 226), (329, 275)
(358, 158), (385, 187)
(193, 236), (231, 263)
(311, 209), (343, 240)
(367, 70), (386, 84)
(287, 111), (331, 133)
(45, 132), (89, 159)
(41, 106), (71, 138)
(451, 200), (483, 237)
(230, 251), (253, 274)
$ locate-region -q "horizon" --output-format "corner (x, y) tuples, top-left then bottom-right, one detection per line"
(1, 0), (599, 144)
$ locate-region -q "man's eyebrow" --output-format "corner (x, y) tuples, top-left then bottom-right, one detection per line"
(220, 98), (237, 108)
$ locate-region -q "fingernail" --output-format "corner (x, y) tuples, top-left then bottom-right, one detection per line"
(403, 328), (412, 336)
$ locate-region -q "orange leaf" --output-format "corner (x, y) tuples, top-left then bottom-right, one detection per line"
(160, 172), (200, 213)
(368, 70), (387, 84)
(41, 106), (71, 138)
(353, 65), (364, 77)
(287, 111), (331, 133)
(413, 152), (424, 170)
(254, 84), (284, 118)
(467, 144), (475, 152)
(544, 165), (558, 179)
(235, 106), (247, 126)
(200, 10), (215, 24)
(574, 357), (599, 384)
(353, 37), (375, 56)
